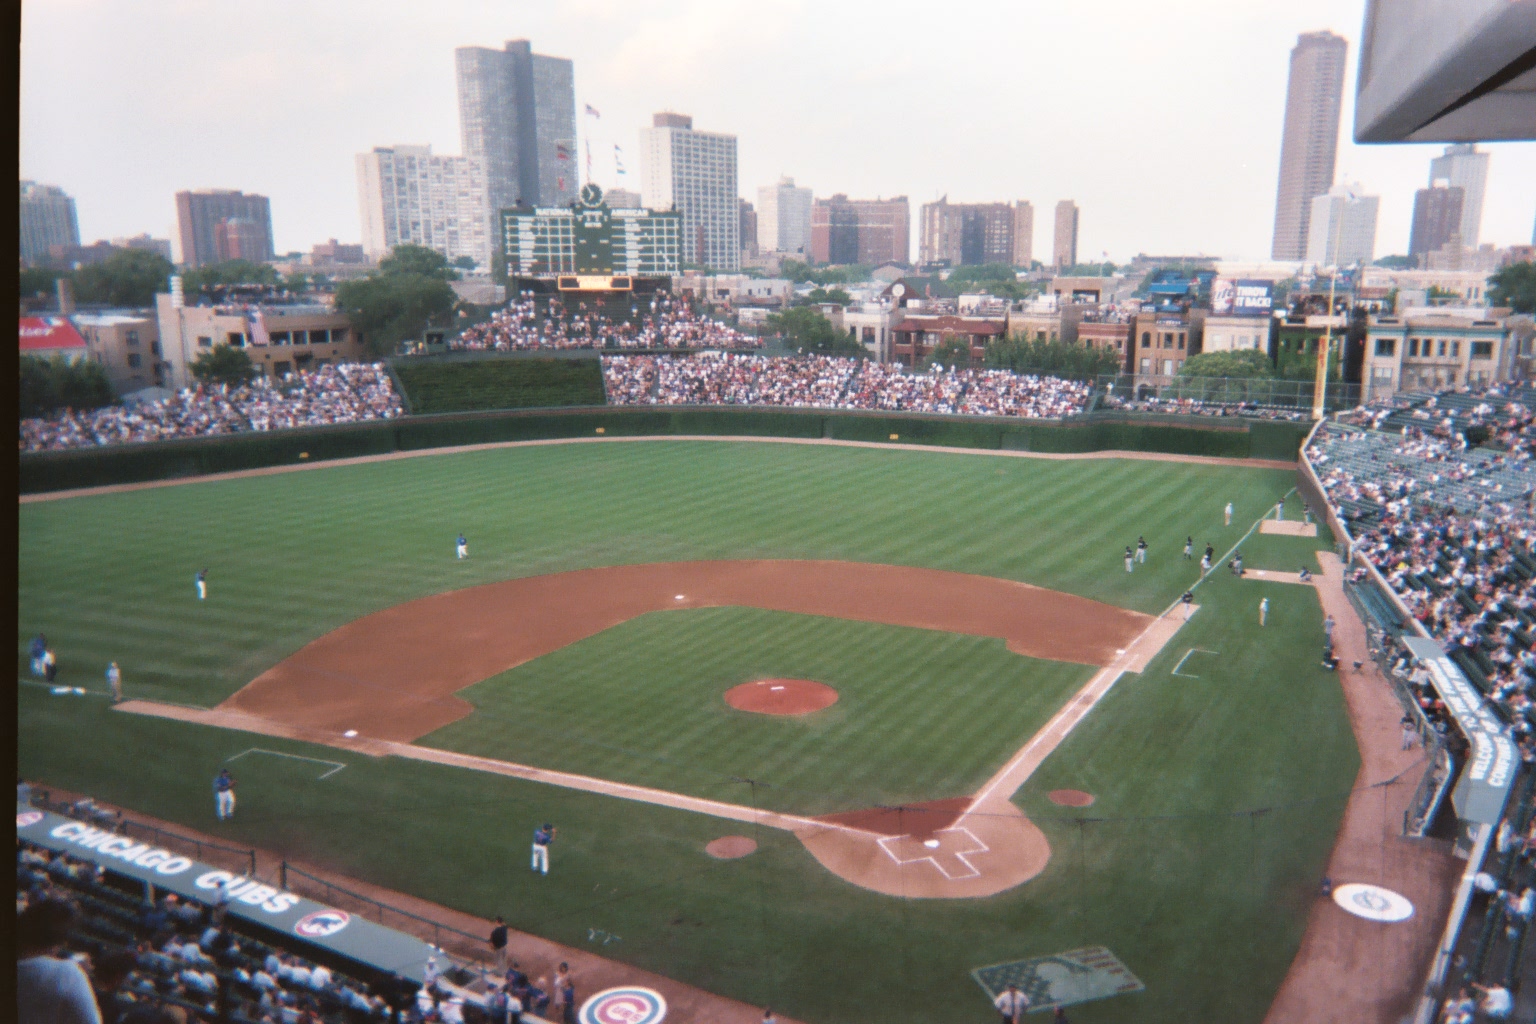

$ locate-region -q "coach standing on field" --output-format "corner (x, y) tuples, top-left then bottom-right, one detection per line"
(490, 916), (508, 973)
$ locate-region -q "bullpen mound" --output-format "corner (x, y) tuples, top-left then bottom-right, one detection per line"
(724, 678), (838, 716)
(1047, 789), (1096, 807)
(705, 836), (758, 859)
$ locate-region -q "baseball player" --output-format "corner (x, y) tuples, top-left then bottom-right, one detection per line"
(531, 823), (555, 875)
(213, 768), (236, 820)
(994, 984), (1029, 1023)
(1273, 500), (1284, 521)
(1123, 546), (1134, 573)
(1183, 536), (1193, 560)
(106, 662), (122, 703)
(1224, 502), (1233, 526)
(196, 568), (208, 601)
(1135, 537), (1148, 564)
(1259, 597), (1269, 626)
(456, 534), (468, 560)
(1181, 590), (1194, 620)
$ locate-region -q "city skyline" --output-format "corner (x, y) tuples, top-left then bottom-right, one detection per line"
(19, 0), (1536, 265)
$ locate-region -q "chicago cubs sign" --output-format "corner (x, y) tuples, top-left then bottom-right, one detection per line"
(294, 909), (352, 938)
(1332, 883), (1414, 922)
(579, 986), (667, 1024)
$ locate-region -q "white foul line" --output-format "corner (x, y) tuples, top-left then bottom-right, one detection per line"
(226, 747), (347, 780)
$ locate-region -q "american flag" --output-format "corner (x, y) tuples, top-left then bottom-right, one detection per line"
(584, 103), (601, 118)
(246, 307), (270, 347)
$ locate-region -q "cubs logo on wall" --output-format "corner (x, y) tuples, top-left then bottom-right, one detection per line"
(293, 909), (351, 938)
(17, 811), (43, 827)
(579, 986), (667, 1024)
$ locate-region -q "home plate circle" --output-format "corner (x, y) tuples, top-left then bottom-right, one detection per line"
(580, 986), (667, 1024)
(1332, 883), (1414, 922)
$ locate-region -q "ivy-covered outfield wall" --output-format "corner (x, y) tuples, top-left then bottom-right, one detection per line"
(18, 408), (1309, 495)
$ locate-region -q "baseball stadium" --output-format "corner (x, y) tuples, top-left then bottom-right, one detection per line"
(20, 271), (1536, 1024)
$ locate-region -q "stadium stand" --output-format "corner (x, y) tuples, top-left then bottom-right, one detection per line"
(451, 295), (759, 352)
(601, 353), (1094, 418)
(1306, 384), (1536, 1015)
(21, 365), (404, 453)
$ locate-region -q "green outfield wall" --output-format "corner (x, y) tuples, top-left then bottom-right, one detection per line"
(18, 408), (1308, 494)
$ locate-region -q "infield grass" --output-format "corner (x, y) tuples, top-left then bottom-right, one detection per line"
(18, 439), (1357, 1023)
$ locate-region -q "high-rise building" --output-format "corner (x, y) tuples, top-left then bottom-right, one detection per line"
(739, 199), (758, 256)
(1013, 202), (1034, 268)
(1305, 185), (1378, 266)
(810, 195), (910, 266)
(20, 181), (80, 266)
(356, 145), (491, 268)
(640, 113), (739, 271)
(756, 176), (813, 255)
(1409, 183), (1465, 265)
(604, 188), (643, 209)
(1053, 201), (1079, 269)
(1270, 31), (1348, 261)
(174, 190), (274, 268)
(919, 198), (1025, 267)
(455, 39), (577, 219)
(1428, 143), (1490, 248)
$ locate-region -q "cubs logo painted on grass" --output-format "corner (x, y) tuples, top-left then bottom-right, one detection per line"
(1332, 883), (1414, 922)
(17, 811), (43, 827)
(579, 986), (667, 1024)
(293, 909), (351, 938)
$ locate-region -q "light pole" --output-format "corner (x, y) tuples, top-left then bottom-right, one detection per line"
(1311, 187), (1355, 420)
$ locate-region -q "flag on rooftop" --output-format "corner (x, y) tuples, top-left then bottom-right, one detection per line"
(584, 104), (601, 118)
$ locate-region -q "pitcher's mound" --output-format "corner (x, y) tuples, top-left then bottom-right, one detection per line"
(724, 678), (838, 716)
(1047, 789), (1096, 807)
(705, 836), (758, 859)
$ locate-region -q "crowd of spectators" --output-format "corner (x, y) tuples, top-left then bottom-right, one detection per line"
(450, 295), (757, 352)
(16, 787), (584, 1024)
(20, 364), (405, 453)
(1308, 396), (1536, 1017)
(601, 353), (1094, 418)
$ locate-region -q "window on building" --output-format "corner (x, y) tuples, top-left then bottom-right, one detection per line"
(150, 342), (162, 356)
(1161, 359), (1174, 375)
(1374, 338), (1396, 357)
(1371, 366), (1394, 382)
(198, 336), (213, 348)
(1139, 357), (1150, 373)
(1451, 341), (1460, 358)
(125, 331), (139, 346)
(1141, 332), (1150, 348)
(1471, 341), (1494, 359)
(1408, 338), (1419, 357)
(1178, 333), (1186, 350)
(126, 353), (141, 368)
(1437, 339), (1447, 357)
(271, 332), (290, 345)
(227, 332), (245, 347)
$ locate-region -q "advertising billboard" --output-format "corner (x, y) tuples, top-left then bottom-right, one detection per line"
(1211, 278), (1274, 317)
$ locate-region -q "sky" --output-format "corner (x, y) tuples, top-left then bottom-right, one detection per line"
(19, 0), (1536, 264)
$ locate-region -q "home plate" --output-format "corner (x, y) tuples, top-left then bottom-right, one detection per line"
(771, 686), (785, 691)
(344, 730), (358, 738)
(923, 839), (941, 849)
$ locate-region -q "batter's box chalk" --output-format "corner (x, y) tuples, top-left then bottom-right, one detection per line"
(972, 946), (1145, 1013)
(879, 827), (987, 879)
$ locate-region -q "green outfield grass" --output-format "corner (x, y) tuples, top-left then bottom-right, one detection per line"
(425, 607), (1096, 815)
(17, 439), (1357, 1023)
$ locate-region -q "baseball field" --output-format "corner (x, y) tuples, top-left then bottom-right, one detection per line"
(17, 437), (1359, 1022)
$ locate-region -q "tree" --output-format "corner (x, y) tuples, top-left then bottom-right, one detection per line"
(333, 273), (458, 356)
(283, 271), (310, 294)
(18, 355), (115, 417)
(378, 244), (460, 281)
(1057, 262), (1117, 277)
(763, 306), (863, 357)
(1426, 285), (1459, 305)
(452, 255), (478, 271)
(1179, 349), (1274, 379)
(1489, 262), (1536, 314)
(20, 266), (62, 302)
(779, 259), (872, 286)
(1373, 254), (1417, 270)
(983, 337), (1122, 380)
(804, 286), (852, 306)
(70, 249), (174, 307)
(190, 344), (259, 386)
(179, 259), (280, 294)
(924, 336), (973, 370)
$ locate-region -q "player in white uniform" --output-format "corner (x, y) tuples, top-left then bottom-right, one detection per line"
(456, 534), (468, 560)
(1224, 502), (1233, 526)
(106, 662), (122, 703)
(196, 569), (208, 600)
